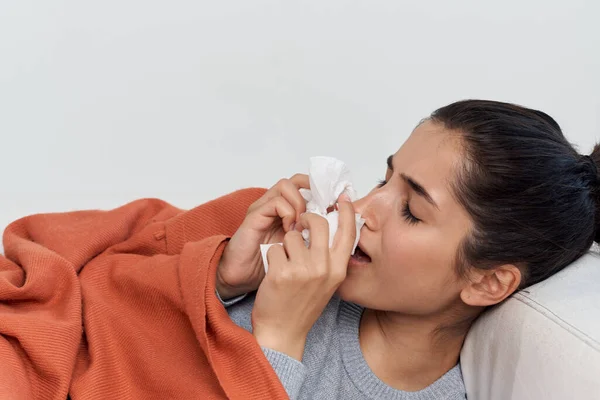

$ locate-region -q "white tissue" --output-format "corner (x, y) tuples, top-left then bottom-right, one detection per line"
(261, 157), (366, 273)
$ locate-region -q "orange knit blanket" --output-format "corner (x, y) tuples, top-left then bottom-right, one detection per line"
(0, 188), (288, 400)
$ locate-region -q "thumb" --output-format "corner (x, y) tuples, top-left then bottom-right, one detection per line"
(332, 198), (357, 257)
(338, 193), (352, 202)
(334, 193), (351, 210)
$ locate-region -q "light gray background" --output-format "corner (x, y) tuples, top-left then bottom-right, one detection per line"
(1, 0), (599, 238)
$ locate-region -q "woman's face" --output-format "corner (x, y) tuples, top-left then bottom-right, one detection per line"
(338, 120), (473, 315)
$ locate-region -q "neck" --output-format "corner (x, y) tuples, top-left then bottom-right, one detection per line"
(359, 305), (478, 392)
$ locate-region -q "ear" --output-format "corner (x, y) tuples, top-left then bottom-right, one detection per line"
(460, 265), (522, 307)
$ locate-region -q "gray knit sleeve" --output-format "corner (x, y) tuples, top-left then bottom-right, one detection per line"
(215, 290), (247, 308)
(261, 347), (307, 400)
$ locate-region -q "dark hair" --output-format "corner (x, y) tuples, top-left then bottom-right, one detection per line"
(430, 100), (600, 288)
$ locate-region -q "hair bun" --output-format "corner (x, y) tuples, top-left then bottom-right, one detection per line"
(582, 155), (599, 184)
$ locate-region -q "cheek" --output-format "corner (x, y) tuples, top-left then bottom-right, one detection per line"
(381, 227), (457, 289)
(378, 231), (462, 312)
(382, 227), (434, 266)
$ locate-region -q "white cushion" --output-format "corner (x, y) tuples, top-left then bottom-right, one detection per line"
(461, 252), (600, 399)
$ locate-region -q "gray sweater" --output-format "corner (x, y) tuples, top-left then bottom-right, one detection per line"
(220, 292), (467, 400)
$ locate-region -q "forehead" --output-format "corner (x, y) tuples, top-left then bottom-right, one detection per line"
(393, 120), (464, 203)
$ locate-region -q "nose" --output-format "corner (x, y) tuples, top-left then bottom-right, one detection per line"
(352, 190), (382, 231)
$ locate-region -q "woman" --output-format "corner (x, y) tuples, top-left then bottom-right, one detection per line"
(1, 100), (597, 400)
(216, 100), (600, 399)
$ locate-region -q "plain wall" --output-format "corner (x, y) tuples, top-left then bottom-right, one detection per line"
(1, 0), (599, 239)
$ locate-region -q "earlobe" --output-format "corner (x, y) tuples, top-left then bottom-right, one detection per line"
(460, 265), (522, 307)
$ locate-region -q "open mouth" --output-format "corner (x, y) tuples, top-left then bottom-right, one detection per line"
(351, 245), (372, 263)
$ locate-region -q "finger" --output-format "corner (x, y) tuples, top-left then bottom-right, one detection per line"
(338, 192), (352, 203)
(331, 199), (357, 258)
(248, 174), (309, 215)
(332, 193), (352, 212)
(289, 173), (310, 189)
(297, 213), (330, 257)
(247, 180), (287, 213)
(282, 231), (307, 262)
(278, 179), (308, 226)
(266, 244), (288, 272)
(247, 196), (297, 232)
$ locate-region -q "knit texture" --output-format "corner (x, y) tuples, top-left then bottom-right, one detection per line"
(0, 188), (290, 400)
(227, 294), (467, 400)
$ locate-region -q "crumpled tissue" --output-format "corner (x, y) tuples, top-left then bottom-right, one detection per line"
(261, 156), (366, 273)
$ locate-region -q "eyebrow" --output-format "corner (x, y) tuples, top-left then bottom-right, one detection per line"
(386, 155), (439, 210)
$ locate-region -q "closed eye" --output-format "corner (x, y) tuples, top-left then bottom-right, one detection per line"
(376, 179), (421, 225)
(402, 202), (421, 225)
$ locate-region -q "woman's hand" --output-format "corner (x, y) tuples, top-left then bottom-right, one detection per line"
(251, 197), (357, 361)
(216, 174), (310, 300)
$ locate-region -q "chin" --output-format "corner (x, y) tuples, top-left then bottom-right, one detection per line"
(336, 277), (364, 305)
